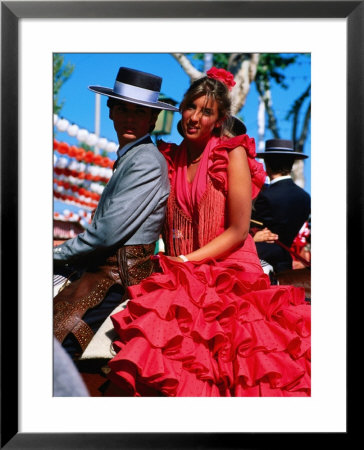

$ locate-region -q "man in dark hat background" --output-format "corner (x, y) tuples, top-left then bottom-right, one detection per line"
(53, 67), (179, 361)
(251, 139), (311, 274)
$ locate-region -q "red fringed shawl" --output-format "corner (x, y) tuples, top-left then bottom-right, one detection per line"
(158, 135), (266, 257)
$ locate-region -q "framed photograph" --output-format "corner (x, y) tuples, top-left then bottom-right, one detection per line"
(1, 1), (360, 448)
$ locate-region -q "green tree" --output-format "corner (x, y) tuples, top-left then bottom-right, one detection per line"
(53, 54), (75, 115)
(285, 83), (311, 153)
(254, 53), (298, 138)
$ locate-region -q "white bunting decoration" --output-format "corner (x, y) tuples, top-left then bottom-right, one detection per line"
(97, 137), (108, 150)
(67, 123), (79, 137)
(53, 115), (118, 222)
(53, 115), (118, 153)
(55, 156), (69, 169)
(106, 141), (118, 153)
(56, 118), (70, 132)
(54, 208), (92, 227)
(86, 133), (98, 146)
(76, 128), (89, 142)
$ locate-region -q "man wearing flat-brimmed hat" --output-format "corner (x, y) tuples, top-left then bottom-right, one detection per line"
(251, 139), (311, 273)
(53, 67), (179, 360)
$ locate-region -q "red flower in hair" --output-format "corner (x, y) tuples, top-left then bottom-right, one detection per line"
(206, 67), (236, 90)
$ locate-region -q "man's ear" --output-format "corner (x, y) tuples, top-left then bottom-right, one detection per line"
(149, 110), (160, 131)
(151, 110), (159, 126)
(109, 107), (114, 120)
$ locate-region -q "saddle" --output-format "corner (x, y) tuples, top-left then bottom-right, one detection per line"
(53, 244), (156, 354)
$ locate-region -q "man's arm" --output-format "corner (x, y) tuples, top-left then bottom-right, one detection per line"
(54, 150), (167, 264)
(251, 191), (273, 225)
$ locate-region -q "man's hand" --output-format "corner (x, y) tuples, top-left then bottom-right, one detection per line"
(253, 227), (278, 244)
(165, 255), (187, 263)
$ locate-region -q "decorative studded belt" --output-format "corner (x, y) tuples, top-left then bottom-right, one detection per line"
(53, 243), (156, 353)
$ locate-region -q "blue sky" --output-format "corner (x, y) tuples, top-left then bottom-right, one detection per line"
(54, 52), (311, 216)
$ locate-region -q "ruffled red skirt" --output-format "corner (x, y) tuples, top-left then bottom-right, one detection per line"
(108, 255), (311, 397)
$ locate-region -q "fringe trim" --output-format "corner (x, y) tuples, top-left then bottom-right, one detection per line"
(197, 179), (225, 248)
(164, 178), (226, 256)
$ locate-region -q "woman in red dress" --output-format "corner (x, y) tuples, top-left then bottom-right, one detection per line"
(108, 68), (311, 397)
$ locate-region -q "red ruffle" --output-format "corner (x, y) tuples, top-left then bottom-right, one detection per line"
(158, 135), (266, 200)
(109, 256), (311, 397)
(209, 134), (266, 199)
(157, 140), (179, 184)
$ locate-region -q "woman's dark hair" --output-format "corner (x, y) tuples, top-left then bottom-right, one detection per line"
(180, 76), (231, 136)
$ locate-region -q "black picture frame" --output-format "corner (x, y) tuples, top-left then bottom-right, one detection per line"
(1, 1), (359, 448)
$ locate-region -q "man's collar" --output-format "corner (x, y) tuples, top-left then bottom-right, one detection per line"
(116, 134), (151, 159)
(269, 175), (292, 185)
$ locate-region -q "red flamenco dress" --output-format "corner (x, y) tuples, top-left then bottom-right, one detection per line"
(108, 135), (311, 397)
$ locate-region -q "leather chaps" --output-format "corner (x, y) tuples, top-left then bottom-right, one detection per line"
(53, 244), (156, 354)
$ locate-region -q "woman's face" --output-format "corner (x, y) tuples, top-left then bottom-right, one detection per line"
(181, 95), (220, 146)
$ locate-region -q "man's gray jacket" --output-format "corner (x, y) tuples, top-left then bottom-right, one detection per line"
(54, 136), (169, 264)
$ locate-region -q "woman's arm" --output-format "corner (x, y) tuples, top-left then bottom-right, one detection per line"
(173, 146), (252, 262)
